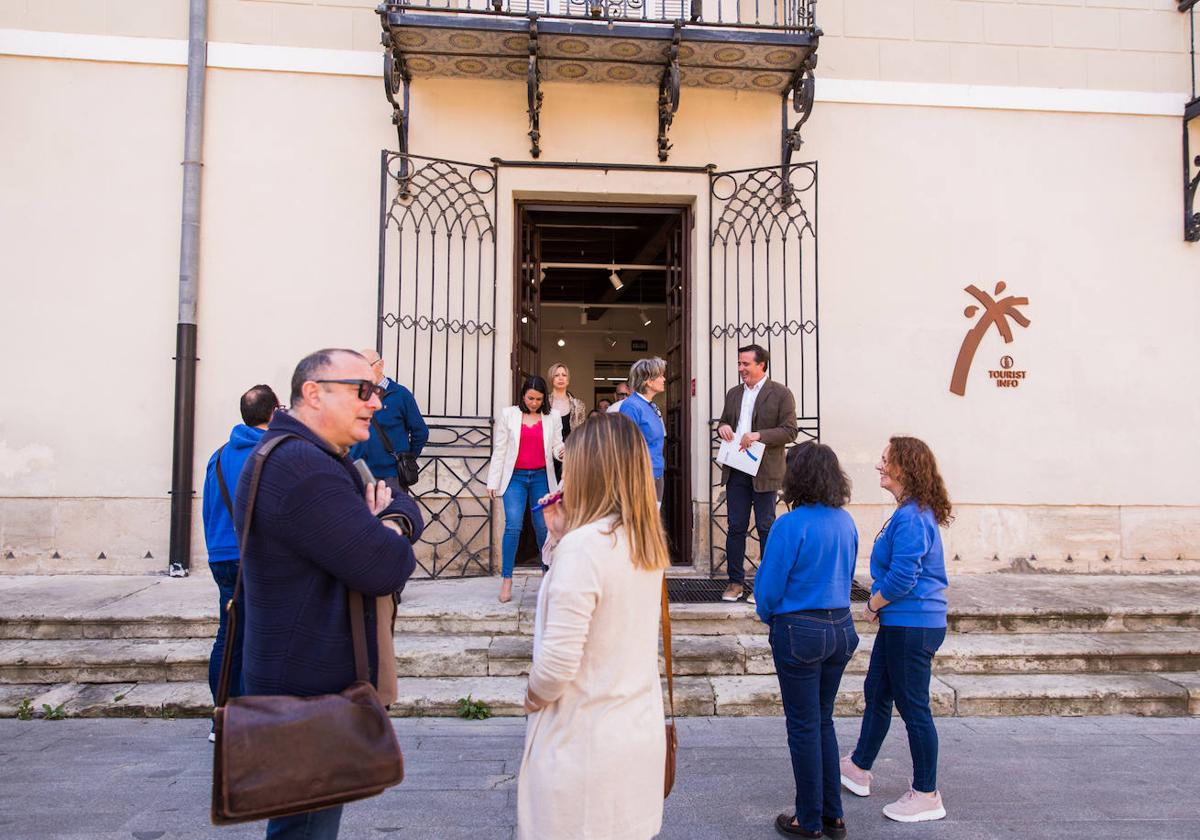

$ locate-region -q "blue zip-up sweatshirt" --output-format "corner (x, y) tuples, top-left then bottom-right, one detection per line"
(754, 505), (859, 623)
(348, 380), (429, 479)
(619, 392), (665, 479)
(870, 499), (948, 628)
(201, 423), (265, 564)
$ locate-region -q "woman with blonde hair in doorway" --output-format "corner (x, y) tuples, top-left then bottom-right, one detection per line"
(546, 362), (588, 480)
(517, 412), (671, 840)
(841, 435), (952, 824)
(486, 376), (565, 603)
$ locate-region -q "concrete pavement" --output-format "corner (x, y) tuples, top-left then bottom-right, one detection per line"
(1, 715), (1198, 839)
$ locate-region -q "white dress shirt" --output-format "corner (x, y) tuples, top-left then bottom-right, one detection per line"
(734, 376), (768, 438)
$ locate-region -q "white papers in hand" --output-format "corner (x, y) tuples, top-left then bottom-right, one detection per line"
(716, 439), (765, 477)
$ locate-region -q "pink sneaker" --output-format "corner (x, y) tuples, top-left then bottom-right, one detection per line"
(882, 787), (946, 823)
(839, 755), (872, 797)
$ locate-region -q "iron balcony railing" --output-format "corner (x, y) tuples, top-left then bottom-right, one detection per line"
(381, 0), (817, 30)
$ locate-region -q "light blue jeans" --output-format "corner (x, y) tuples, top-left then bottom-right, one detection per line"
(501, 468), (549, 578)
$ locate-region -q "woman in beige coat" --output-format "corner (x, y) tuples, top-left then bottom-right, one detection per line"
(517, 412), (672, 840)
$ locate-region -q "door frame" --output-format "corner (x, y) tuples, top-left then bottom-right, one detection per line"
(511, 199), (693, 565)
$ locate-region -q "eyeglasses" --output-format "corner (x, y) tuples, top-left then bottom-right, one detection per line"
(313, 379), (385, 401)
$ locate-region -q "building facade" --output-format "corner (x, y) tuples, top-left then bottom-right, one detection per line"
(1, 0), (1198, 577)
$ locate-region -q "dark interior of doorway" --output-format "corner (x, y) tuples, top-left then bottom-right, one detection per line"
(513, 202), (691, 567)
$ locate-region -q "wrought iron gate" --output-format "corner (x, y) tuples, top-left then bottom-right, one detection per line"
(377, 152), (498, 577)
(707, 162), (819, 578)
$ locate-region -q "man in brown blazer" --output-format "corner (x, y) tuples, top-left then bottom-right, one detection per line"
(717, 344), (799, 601)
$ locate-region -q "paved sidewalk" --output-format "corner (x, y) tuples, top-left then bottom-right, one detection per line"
(1, 716), (1197, 839)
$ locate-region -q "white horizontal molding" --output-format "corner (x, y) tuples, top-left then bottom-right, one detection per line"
(815, 77), (1188, 118)
(0, 28), (1189, 117)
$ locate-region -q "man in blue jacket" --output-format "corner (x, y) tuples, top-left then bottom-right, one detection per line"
(349, 348), (429, 496)
(201, 384), (280, 717)
(236, 348), (423, 840)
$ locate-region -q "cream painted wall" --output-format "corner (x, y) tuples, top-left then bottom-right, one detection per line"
(1, 53), (1198, 572)
(0, 56), (184, 497)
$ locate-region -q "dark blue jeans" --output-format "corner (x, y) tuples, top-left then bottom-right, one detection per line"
(770, 609), (859, 832)
(724, 469), (777, 585)
(500, 468), (549, 578)
(851, 624), (946, 793)
(264, 804), (343, 839)
(208, 561), (244, 704)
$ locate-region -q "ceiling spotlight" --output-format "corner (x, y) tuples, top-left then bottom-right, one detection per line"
(556, 337), (566, 347)
(609, 269), (624, 291)
(640, 309), (652, 327)
(605, 335), (617, 349)
(520, 314), (528, 324)
(579, 308), (588, 326)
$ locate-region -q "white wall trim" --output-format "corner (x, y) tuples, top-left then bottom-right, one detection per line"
(0, 27), (1189, 117)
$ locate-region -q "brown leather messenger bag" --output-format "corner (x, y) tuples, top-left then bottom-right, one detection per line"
(211, 433), (404, 825)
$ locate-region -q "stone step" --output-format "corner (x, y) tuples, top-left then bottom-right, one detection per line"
(3, 672), (1195, 719)
(7, 631), (1199, 685)
(4, 575), (1199, 640)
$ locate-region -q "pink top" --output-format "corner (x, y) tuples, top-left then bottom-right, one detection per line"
(513, 420), (547, 470)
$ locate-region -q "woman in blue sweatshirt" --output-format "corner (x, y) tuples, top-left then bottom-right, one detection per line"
(841, 436), (951, 825)
(754, 442), (858, 840)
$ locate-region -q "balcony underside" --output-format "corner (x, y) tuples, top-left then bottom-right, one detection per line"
(384, 10), (817, 92)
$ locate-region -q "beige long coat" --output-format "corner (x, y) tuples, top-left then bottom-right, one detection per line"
(517, 517), (666, 840)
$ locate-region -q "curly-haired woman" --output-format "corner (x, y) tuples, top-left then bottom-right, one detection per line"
(841, 436), (951, 824)
(754, 441), (858, 839)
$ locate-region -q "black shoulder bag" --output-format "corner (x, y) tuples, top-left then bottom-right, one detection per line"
(371, 418), (420, 487)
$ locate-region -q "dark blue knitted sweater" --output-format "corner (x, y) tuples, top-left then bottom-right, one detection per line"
(234, 411), (421, 697)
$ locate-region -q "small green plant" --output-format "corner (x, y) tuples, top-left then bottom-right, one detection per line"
(41, 703), (66, 721)
(157, 704), (176, 720)
(456, 694), (491, 721)
(15, 699), (34, 721)
(113, 692), (127, 702)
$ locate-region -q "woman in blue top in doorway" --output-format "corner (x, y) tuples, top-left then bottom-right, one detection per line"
(754, 441), (858, 840)
(841, 435), (951, 825)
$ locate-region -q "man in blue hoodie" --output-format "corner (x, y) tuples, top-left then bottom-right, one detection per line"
(201, 384), (280, 714)
(349, 348), (428, 496)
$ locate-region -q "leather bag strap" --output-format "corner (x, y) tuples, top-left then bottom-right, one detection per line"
(661, 577), (674, 721)
(215, 433), (372, 705)
(214, 445), (235, 519)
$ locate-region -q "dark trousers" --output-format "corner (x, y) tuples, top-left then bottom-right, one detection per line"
(207, 561), (244, 704)
(770, 609), (859, 832)
(851, 625), (947, 793)
(724, 469), (777, 585)
(265, 804), (343, 839)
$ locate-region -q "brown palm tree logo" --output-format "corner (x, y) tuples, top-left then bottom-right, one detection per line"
(949, 282), (1030, 396)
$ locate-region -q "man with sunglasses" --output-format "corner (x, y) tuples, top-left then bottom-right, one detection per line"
(349, 348), (429, 498)
(235, 348), (424, 840)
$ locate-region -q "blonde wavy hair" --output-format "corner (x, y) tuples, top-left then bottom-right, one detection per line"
(561, 413), (670, 571)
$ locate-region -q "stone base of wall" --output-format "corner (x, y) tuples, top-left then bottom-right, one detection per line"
(3, 497), (1200, 575)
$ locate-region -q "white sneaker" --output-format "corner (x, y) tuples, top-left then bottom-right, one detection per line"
(882, 787), (946, 823)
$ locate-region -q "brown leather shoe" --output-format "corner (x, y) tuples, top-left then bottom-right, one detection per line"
(721, 582), (744, 602)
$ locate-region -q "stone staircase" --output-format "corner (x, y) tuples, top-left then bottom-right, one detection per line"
(0, 574), (1198, 718)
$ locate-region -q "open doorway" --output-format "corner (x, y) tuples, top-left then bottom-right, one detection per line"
(512, 202), (692, 566)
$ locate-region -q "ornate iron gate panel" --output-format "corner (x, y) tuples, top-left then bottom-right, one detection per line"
(707, 162), (819, 578)
(378, 151), (498, 577)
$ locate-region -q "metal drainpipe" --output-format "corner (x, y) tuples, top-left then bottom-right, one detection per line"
(168, 0), (209, 577)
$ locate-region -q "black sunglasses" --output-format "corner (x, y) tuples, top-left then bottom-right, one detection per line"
(313, 379), (385, 401)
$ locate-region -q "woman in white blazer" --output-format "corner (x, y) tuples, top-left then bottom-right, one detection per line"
(517, 412), (672, 840)
(486, 375), (565, 603)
